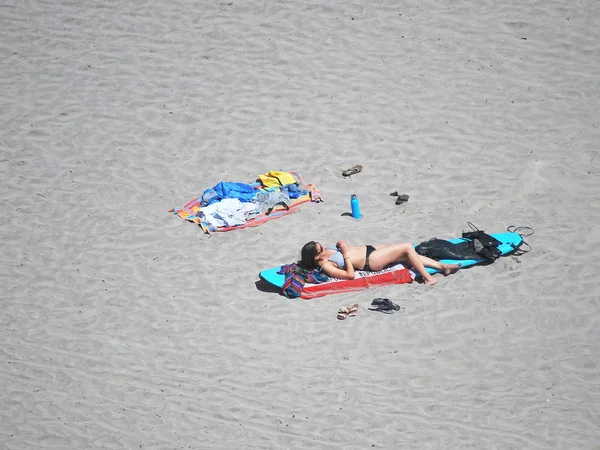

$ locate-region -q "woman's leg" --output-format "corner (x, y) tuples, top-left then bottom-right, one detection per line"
(417, 255), (461, 276)
(369, 243), (460, 284)
(368, 243), (438, 284)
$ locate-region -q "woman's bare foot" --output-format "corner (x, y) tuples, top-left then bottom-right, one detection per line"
(442, 263), (462, 276)
(424, 276), (437, 286)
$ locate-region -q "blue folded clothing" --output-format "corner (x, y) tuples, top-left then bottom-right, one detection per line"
(281, 183), (305, 199)
(201, 182), (256, 206)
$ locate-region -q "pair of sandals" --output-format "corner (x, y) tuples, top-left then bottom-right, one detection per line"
(337, 303), (359, 320)
(368, 298), (401, 314)
(338, 299), (401, 318)
(390, 191), (409, 205)
(342, 166), (408, 205)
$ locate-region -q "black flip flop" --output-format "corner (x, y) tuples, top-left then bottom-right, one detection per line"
(368, 298), (400, 313)
(395, 194), (409, 205)
(368, 306), (395, 314)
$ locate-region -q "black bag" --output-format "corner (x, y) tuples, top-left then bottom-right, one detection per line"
(461, 222), (502, 261)
(415, 223), (503, 262)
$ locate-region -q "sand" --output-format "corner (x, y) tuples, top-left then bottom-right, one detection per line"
(1, 0), (599, 448)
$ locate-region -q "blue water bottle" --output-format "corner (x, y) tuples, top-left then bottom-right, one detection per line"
(350, 194), (362, 219)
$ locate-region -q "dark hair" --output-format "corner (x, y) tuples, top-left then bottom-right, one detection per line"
(300, 241), (319, 270)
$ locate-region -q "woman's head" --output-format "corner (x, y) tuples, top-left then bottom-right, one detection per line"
(300, 241), (322, 269)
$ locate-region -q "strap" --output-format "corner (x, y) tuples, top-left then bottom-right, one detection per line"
(507, 225), (535, 237)
(506, 225), (534, 254)
(466, 221), (480, 232)
(265, 201), (290, 216)
(510, 241), (532, 254)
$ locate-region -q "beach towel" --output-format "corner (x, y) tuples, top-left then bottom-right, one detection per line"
(278, 263), (329, 298)
(170, 171), (322, 233)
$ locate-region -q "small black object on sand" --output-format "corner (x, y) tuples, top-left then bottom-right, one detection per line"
(342, 165), (363, 177)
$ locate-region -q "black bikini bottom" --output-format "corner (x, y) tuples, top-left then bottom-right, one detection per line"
(362, 245), (376, 271)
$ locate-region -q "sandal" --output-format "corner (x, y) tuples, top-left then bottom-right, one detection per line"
(368, 298), (400, 314)
(337, 304), (359, 320)
(342, 165), (363, 177)
(347, 303), (359, 318)
(337, 307), (350, 320)
(395, 194), (409, 205)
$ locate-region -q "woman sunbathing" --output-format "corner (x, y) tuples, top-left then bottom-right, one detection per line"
(300, 240), (461, 285)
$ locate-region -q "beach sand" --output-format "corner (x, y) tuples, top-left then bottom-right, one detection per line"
(1, 0), (599, 448)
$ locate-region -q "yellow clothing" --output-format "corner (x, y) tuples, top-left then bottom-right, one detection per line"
(258, 170), (297, 188)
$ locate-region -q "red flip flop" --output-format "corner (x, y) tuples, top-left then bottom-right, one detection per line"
(347, 303), (359, 318)
(337, 307), (350, 320)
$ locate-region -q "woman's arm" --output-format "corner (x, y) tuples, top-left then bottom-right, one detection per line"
(320, 257), (355, 280)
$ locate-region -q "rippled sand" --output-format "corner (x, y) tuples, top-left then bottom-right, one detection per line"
(1, 1), (599, 448)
